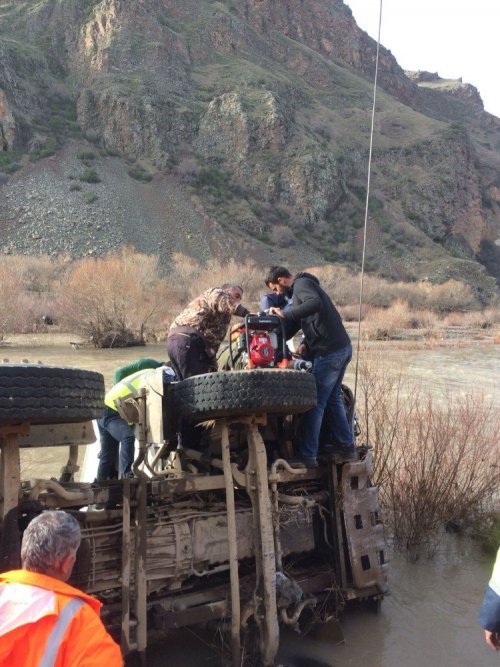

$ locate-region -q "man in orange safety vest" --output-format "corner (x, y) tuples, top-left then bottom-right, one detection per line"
(0, 510), (122, 667)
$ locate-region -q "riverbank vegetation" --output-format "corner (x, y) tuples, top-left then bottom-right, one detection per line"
(0, 248), (498, 559)
(357, 353), (500, 560)
(0, 249), (499, 347)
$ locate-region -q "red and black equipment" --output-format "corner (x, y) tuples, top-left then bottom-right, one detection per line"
(230, 314), (290, 369)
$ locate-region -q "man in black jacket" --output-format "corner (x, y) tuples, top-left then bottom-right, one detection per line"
(265, 266), (355, 466)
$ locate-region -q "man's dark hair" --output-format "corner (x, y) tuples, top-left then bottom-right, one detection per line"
(265, 266), (292, 285)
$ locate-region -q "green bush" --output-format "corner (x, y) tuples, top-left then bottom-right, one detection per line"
(102, 148), (121, 157)
(0, 152), (13, 168)
(79, 168), (101, 183)
(0, 152), (21, 174)
(82, 191), (98, 204)
(128, 165), (153, 182)
(77, 150), (96, 161)
(193, 167), (229, 189)
(69, 182), (82, 191)
(191, 167), (235, 202)
(3, 163), (21, 174)
(30, 137), (58, 161)
(67, 123), (83, 138)
(481, 192), (493, 209)
(166, 157), (180, 170)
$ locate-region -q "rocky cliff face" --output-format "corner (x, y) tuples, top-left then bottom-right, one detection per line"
(0, 0), (499, 299)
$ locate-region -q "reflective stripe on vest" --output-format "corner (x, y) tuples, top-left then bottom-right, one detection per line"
(39, 597), (85, 667)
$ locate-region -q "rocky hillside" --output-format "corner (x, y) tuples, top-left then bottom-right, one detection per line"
(0, 0), (499, 301)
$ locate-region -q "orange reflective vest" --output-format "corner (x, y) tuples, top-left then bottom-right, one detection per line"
(0, 570), (122, 667)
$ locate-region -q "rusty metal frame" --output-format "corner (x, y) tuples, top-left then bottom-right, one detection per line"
(220, 420), (241, 666)
(0, 423), (28, 521)
(121, 478), (132, 654)
(340, 452), (388, 594)
(244, 420), (279, 667)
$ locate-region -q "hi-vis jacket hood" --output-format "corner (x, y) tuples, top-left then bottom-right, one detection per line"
(104, 367), (154, 410)
(0, 570), (122, 667)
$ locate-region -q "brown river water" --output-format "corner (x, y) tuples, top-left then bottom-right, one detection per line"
(2, 334), (499, 666)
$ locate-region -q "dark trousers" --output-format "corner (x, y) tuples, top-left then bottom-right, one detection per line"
(298, 344), (354, 461)
(166, 333), (216, 380)
(96, 407), (136, 480)
(166, 333), (215, 450)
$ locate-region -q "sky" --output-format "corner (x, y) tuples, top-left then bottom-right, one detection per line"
(344, 0), (500, 119)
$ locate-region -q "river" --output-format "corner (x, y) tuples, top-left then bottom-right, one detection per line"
(2, 334), (499, 666)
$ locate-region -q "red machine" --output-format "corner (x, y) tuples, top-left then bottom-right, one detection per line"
(229, 314), (291, 369)
(247, 331), (276, 367)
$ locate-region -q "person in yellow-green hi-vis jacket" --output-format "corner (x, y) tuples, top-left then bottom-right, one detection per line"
(96, 360), (167, 480)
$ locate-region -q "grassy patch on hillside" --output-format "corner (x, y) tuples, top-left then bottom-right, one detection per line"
(30, 136), (58, 161)
(82, 191), (98, 204)
(191, 166), (244, 202)
(79, 168), (101, 183)
(128, 165), (153, 182)
(77, 150), (96, 162)
(0, 151), (21, 173)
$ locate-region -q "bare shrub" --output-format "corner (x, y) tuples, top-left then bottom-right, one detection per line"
(355, 353), (408, 490)
(167, 253), (201, 307)
(361, 274), (397, 308)
(0, 256), (64, 334)
(1, 254), (65, 297)
(357, 354), (500, 560)
(304, 265), (359, 306)
(58, 248), (172, 347)
(168, 256), (264, 313)
(443, 308), (500, 329)
(442, 311), (470, 327)
(203, 258), (261, 297)
(270, 225), (296, 248)
(339, 304), (371, 322)
(0, 265), (25, 336)
(304, 266), (479, 314)
(361, 300), (438, 339)
(420, 279), (476, 312)
(484, 307), (500, 325)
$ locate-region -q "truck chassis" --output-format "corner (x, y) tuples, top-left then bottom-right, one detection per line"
(0, 364), (387, 666)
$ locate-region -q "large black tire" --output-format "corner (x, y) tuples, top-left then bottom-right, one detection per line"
(0, 365), (104, 425)
(173, 369), (317, 421)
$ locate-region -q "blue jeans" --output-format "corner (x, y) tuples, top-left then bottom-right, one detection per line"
(96, 407), (136, 479)
(297, 344), (353, 461)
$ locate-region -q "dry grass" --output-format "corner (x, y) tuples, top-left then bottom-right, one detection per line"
(356, 354), (500, 560)
(442, 308), (500, 329)
(166, 254), (271, 313)
(306, 265), (478, 310)
(0, 251), (498, 339)
(359, 299), (440, 339)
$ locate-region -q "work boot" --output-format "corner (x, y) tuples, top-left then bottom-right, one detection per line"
(321, 444), (357, 461)
(287, 457), (319, 468)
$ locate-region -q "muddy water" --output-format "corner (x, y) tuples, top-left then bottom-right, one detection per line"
(2, 335), (499, 666)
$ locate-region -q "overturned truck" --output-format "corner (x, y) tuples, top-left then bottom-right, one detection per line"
(0, 363), (387, 666)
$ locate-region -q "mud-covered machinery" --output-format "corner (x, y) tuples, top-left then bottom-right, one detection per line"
(0, 364), (388, 666)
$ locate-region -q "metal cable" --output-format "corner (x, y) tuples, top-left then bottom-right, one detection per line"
(353, 0), (384, 405)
